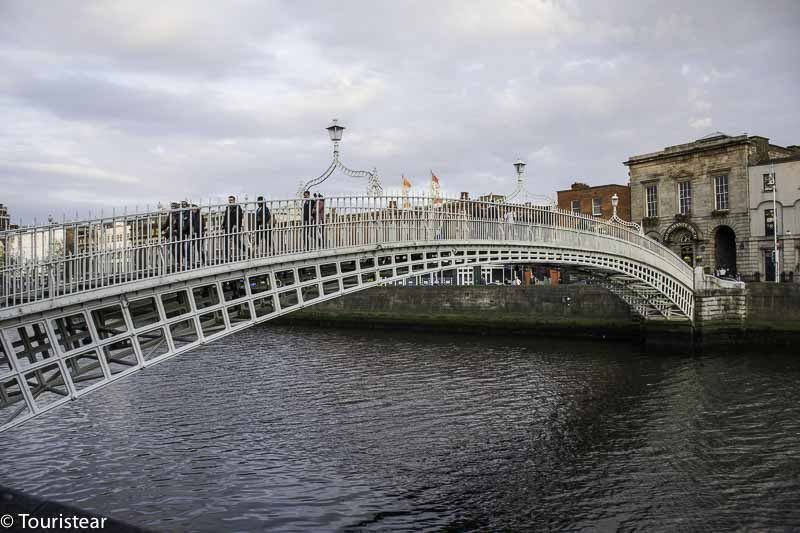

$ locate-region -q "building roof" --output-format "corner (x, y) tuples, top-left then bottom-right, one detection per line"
(697, 131), (732, 141)
(555, 183), (629, 193)
(625, 134), (753, 165)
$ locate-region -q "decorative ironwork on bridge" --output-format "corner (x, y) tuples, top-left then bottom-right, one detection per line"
(298, 119), (383, 197)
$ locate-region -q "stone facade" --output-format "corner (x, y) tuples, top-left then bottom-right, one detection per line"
(556, 182), (631, 221)
(748, 155), (800, 281)
(625, 133), (797, 276)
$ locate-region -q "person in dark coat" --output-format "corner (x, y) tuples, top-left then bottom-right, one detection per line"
(255, 196), (272, 256)
(224, 195), (245, 262)
(315, 193), (326, 247)
(302, 190), (315, 251)
(186, 203), (204, 266)
(161, 202), (181, 271)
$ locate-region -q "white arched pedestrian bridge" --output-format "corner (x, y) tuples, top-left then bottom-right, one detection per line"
(0, 195), (694, 432)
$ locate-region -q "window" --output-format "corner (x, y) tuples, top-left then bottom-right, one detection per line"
(571, 200), (581, 214)
(645, 185), (658, 217)
(678, 181), (692, 215)
(714, 174), (729, 210)
(592, 198), (602, 216)
(763, 173), (775, 192)
(765, 208), (775, 237)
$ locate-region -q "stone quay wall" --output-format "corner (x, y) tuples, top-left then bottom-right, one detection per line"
(745, 283), (800, 329)
(280, 284), (800, 346)
(694, 289), (747, 324)
(279, 285), (640, 340)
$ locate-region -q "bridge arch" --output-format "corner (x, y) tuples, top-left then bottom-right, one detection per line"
(0, 195), (695, 432)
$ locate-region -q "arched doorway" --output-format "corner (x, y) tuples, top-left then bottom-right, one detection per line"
(672, 229), (696, 266)
(663, 222), (701, 268)
(714, 225), (737, 275)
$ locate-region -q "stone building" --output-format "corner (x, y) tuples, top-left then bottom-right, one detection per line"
(748, 153), (800, 281)
(556, 182), (631, 221)
(625, 133), (798, 276)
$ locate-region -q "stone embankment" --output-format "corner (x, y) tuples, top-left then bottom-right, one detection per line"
(279, 284), (800, 347)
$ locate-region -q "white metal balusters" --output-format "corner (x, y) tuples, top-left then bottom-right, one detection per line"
(0, 195), (694, 314)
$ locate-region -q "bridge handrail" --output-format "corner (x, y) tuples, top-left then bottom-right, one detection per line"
(0, 195), (692, 309)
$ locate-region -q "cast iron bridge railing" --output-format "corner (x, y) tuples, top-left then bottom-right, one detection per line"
(0, 195), (693, 315)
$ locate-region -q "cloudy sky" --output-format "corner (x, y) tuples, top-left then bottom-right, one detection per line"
(1, 1), (798, 222)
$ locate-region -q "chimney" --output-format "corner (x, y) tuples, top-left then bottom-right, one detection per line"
(571, 182), (590, 190)
(749, 135), (770, 163)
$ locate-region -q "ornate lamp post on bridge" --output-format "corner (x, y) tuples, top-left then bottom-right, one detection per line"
(505, 158), (555, 206)
(299, 119), (383, 196)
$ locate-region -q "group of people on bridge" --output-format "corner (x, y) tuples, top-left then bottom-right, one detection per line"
(159, 192), (329, 271)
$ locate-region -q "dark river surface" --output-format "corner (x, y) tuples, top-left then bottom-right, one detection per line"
(2, 324), (799, 531)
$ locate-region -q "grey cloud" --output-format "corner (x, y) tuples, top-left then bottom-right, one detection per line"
(0, 0), (798, 223)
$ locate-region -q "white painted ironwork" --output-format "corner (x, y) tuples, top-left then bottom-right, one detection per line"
(0, 194), (697, 433)
(505, 158), (556, 207)
(298, 119), (383, 196)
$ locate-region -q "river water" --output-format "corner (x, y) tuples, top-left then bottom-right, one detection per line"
(1, 325), (799, 531)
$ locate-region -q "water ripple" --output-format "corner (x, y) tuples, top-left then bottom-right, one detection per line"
(1, 326), (799, 530)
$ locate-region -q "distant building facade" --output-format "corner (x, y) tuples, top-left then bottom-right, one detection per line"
(748, 153), (800, 281)
(556, 182), (631, 221)
(0, 204), (9, 232)
(625, 133), (798, 276)
(478, 193), (506, 204)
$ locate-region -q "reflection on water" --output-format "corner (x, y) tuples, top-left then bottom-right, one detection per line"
(1, 325), (799, 531)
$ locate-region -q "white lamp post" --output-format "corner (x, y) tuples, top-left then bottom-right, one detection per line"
(327, 118), (345, 147)
(770, 164), (779, 283)
(513, 159), (526, 182)
(506, 158), (555, 206)
(300, 119), (382, 196)
(611, 193), (619, 218)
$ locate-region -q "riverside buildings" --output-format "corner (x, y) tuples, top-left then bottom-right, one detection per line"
(625, 132), (799, 278)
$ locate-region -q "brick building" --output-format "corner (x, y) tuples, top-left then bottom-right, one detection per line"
(556, 183), (631, 221)
(625, 132), (798, 276)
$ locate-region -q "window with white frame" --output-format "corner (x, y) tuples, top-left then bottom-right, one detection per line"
(592, 198), (602, 216)
(645, 185), (658, 217)
(571, 200), (581, 214)
(678, 181), (691, 215)
(714, 174), (729, 210)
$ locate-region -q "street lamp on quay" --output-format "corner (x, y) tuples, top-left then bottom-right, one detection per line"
(769, 164), (780, 283)
(610, 193), (643, 233)
(299, 119), (383, 197)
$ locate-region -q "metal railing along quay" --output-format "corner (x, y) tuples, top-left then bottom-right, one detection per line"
(0, 195), (693, 310)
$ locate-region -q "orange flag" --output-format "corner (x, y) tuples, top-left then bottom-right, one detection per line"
(401, 175), (412, 208)
(430, 171), (442, 206)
